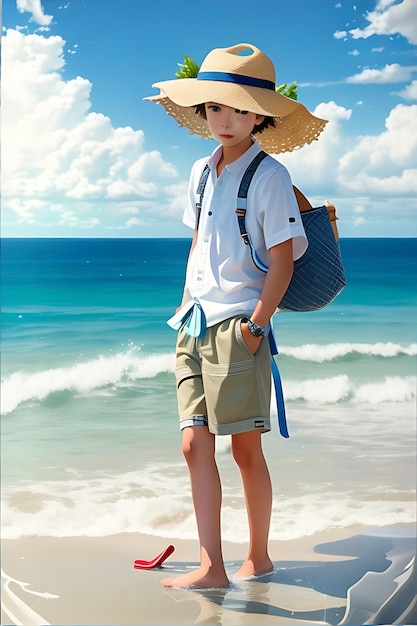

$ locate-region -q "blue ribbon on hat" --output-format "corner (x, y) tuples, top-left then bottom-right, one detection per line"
(197, 71), (275, 91)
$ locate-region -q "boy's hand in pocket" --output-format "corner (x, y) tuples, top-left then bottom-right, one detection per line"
(241, 321), (262, 355)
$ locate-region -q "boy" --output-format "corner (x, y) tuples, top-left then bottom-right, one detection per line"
(146, 43), (326, 588)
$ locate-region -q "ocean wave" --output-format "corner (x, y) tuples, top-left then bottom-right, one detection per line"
(1, 348), (415, 414)
(283, 375), (416, 405)
(1, 350), (175, 415)
(2, 467), (415, 541)
(280, 342), (417, 362)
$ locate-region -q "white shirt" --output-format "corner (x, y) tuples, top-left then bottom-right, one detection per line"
(179, 139), (307, 327)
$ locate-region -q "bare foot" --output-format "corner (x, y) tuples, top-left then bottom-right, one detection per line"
(160, 566), (229, 589)
(234, 557), (274, 579)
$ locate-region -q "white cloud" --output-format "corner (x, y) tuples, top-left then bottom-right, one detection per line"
(334, 30), (348, 39)
(337, 104), (417, 195)
(348, 49), (360, 56)
(2, 28), (187, 234)
(16, 0), (53, 27)
(277, 101), (352, 197)
(127, 151), (178, 183)
(349, 0), (417, 45)
(165, 182), (190, 216)
(375, 0), (396, 9)
(277, 102), (417, 235)
(346, 63), (417, 84)
(396, 79), (417, 100)
(58, 212), (100, 229)
(125, 217), (144, 229)
(120, 207), (140, 215)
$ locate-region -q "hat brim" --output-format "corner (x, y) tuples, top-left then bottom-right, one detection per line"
(149, 77), (301, 116)
(145, 78), (327, 153)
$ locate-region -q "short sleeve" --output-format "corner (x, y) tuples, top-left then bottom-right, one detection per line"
(182, 158), (208, 230)
(255, 165), (308, 261)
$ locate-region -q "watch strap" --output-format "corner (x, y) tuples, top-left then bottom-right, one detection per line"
(247, 319), (270, 337)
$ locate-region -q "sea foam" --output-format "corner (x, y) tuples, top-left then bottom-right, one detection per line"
(1, 351), (175, 414)
(2, 465), (415, 541)
(2, 345), (416, 414)
(280, 342), (417, 362)
(283, 375), (416, 405)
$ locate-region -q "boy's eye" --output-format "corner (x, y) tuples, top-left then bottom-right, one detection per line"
(207, 105), (221, 112)
(235, 109), (249, 115)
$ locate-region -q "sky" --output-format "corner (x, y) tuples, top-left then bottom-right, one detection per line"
(2, 0), (417, 238)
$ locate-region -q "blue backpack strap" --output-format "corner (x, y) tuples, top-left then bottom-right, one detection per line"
(236, 150), (268, 241)
(236, 151), (269, 272)
(195, 163), (210, 230)
(236, 150), (289, 438)
(237, 150), (269, 198)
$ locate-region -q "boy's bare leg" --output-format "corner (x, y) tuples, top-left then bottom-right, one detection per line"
(160, 426), (229, 588)
(232, 430), (274, 578)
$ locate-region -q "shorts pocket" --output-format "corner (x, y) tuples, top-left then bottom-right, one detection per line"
(235, 317), (263, 357)
(202, 358), (261, 425)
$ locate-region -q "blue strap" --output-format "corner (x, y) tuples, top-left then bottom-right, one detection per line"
(195, 164), (210, 230)
(268, 331), (289, 438)
(236, 151), (270, 273)
(237, 151), (269, 200)
(197, 71), (275, 92)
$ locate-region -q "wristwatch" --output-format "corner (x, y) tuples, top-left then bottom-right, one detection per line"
(246, 318), (270, 338)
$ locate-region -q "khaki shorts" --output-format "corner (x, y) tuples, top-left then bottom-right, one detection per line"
(175, 316), (271, 435)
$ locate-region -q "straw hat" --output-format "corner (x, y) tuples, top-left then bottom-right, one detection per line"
(145, 43), (327, 153)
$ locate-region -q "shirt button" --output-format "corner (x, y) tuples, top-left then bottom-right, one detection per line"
(208, 211), (212, 216)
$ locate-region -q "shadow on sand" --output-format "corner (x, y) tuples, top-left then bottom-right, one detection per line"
(166, 527), (416, 625)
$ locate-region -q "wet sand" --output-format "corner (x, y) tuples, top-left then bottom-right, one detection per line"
(2, 524), (416, 625)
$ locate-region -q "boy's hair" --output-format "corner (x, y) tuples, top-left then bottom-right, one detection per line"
(195, 104), (276, 136)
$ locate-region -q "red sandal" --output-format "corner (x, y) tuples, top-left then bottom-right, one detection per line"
(133, 544), (175, 570)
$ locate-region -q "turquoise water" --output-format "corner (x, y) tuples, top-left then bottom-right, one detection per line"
(1, 238), (416, 540)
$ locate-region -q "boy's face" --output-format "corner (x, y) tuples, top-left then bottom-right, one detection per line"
(205, 103), (265, 148)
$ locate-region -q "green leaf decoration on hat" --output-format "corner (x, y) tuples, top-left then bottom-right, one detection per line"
(176, 55), (200, 79)
(175, 55), (298, 100)
(277, 82), (298, 101)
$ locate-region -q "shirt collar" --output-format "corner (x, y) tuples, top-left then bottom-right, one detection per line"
(207, 138), (263, 176)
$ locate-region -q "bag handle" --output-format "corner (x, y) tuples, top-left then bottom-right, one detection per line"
(293, 187), (340, 242)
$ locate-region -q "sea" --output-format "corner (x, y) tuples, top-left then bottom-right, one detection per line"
(1, 237), (416, 542)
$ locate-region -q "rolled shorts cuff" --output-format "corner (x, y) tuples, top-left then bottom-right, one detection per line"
(180, 415), (209, 430)
(209, 416), (271, 435)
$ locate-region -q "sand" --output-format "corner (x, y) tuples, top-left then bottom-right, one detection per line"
(1, 525), (416, 625)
